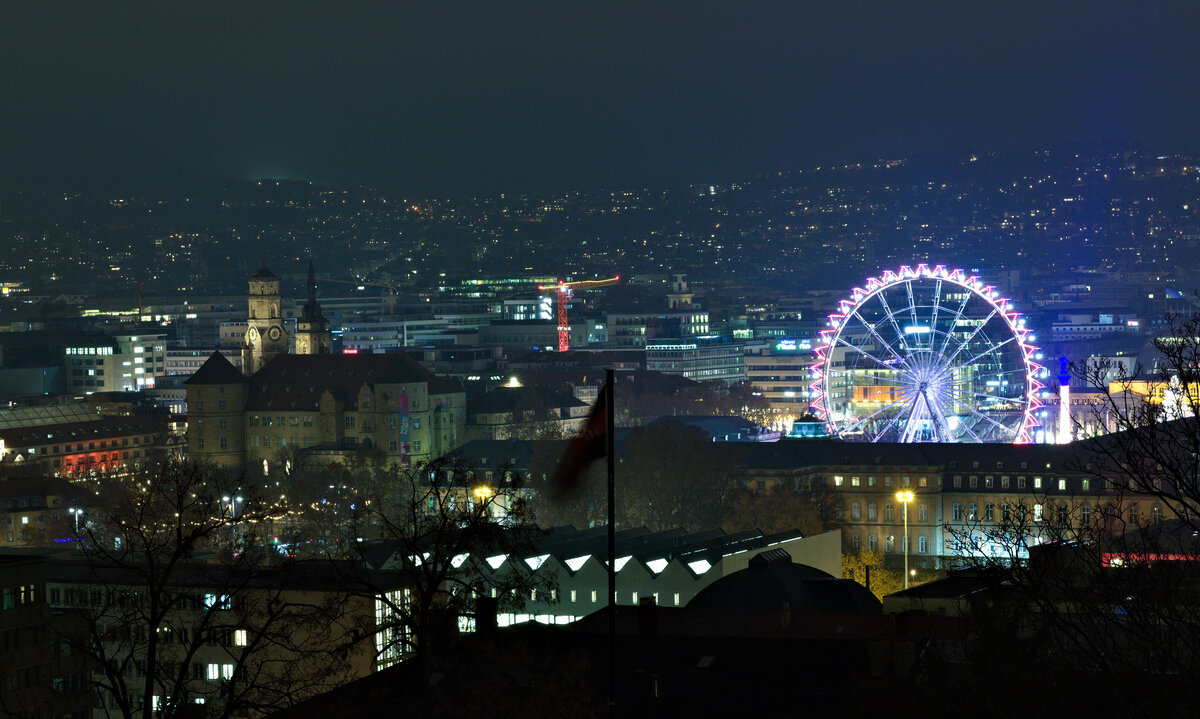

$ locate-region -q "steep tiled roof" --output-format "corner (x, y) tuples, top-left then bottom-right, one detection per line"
(0, 416), (170, 447)
(244, 354), (444, 412)
(251, 266), (278, 279)
(428, 376), (466, 396)
(185, 352), (248, 386)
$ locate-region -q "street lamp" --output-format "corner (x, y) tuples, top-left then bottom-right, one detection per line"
(896, 490), (914, 589)
(68, 507), (82, 534)
(473, 486), (493, 516)
(222, 495), (244, 550)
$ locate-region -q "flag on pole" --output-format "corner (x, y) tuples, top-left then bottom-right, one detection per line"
(549, 386), (608, 500)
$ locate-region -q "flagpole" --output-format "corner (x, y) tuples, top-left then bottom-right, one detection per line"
(605, 367), (616, 716)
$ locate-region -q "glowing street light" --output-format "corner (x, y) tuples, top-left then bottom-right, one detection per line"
(896, 490), (914, 589)
(68, 507), (82, 534)
(222, 495), (244, 549)
(473, 486), (493, 516)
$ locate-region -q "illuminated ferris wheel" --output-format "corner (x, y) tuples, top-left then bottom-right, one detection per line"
(810, 264), (1043, 443)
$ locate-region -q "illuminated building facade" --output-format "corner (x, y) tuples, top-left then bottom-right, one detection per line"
(745, 340), (813, 413)
(186, 352), (466, 473)
(0, 415), (173, 479)
(242, 267), (289, 375)
(646, 336), (744, 384)
(64, 334), (167, 395)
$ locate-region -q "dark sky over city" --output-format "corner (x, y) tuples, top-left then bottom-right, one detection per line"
(4, 2), (1200, 195)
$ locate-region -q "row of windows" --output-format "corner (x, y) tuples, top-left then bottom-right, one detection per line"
(949, 460), (1051, 471)
(849, 534), (929, 554)
(834, 475), (930, 489)
(31, 436), (151, 455)
(952, 475), (1089, 492)
(848, 502), (929, 522)
(250, 415), (314, 428)
(951, 501), (1160, 525)
(1, 584), (39, 609)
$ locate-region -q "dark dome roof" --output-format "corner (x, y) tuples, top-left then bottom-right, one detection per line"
(687, 548), (881, 615)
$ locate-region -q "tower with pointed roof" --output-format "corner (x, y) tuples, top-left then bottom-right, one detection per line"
(242, 266), (288, 375)
(295, 261), (332, 356)
(186, 351), (250, 469)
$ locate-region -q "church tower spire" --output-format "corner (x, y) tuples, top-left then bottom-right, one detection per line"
(296, 259), (332, 355)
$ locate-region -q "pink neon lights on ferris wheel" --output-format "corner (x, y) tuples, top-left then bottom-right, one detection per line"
(809, 263), (1043, 444)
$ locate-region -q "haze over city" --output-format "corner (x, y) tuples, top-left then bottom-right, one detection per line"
(5, 2), (1200, 195)
(3, 3), (1200, 718)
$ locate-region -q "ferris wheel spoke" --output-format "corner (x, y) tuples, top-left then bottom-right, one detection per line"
(936, 288), (974, 358)
(949, 387), (1020, 404)
(874, 290), (913, 357)
(957, 336), (1017, 369)
(865, 402), (913, 442)
(928, 280), (943, 350)
(834, 336), (911, 375)
(938, 307), (1000, 370)
(926, 393), (957, 443)
(898, 391), (932, 443)
(905, 280), (922, 337)
(825, 368), (908, 384)
(845, 306), (914, 371)
(957, 403), (1019, 438)
(837, 393), (913, 435)
(956, 419), (985, 443)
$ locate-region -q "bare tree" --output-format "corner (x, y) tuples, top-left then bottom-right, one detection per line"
(936, 307), (1200, 714)
(617, 422), (737, 532)
(337, 454), (556, 669)
(59, 459), (364, 719)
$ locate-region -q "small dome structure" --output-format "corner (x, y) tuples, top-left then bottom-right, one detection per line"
(688, 548), (881, 614)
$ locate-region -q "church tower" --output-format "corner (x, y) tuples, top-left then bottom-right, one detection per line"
(295, 260), (332, 355)
(242, 266), (289, 375)
(667, 272), (695, 309)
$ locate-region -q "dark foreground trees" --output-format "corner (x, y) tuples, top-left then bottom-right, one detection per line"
(526, 421), (740, 533)
(935, 310), (1200, 714)
(50, 459), (365, 719)
(335, 454), (556, 669)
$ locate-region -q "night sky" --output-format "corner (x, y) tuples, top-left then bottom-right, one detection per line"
(4, 2), (1200, 195)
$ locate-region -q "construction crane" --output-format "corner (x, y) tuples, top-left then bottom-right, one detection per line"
(323, 277), (402, 314)
(538, 276), (621, 352)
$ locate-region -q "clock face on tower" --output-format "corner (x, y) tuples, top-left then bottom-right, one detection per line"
(247, 326), (259, 342)
(268, 325), (282, 341)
